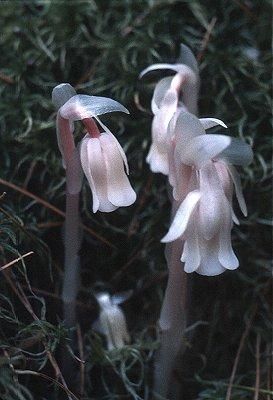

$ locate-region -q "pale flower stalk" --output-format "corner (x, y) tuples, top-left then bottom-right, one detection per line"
(52, 84), (135, 331)
(140, 44), (200, 399)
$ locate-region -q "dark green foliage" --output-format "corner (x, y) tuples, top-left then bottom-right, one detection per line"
(0, 0), (271, 399)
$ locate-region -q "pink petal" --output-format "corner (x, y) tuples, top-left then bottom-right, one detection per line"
(151, 76), (173, 114)
(218, 197), (239, 270)
(199, 162), (225, 240)
(146, 142), (169, 175)
(179, 134), (231, 169)
(226, 165), (247, 216)
(196, 235), (226, 276)
(182, 216), (201, 273)
(161, 190), (201, 243)
(100, 134), (136, 207)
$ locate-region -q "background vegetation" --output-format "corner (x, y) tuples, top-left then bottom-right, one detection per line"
(0, 0), (271, 399)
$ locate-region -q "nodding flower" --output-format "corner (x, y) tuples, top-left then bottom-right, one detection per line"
(95, 292), (130, 350)
(139, 44), (199, 175)
(52, 84), (136, 212)
(161, 110), (253, 276)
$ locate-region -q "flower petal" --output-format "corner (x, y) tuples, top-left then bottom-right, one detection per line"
(196, 235), (226, 276)
(217, 138), (253, 167)
(218, 197), (239, 270)
(179, 134), (231, 169)
(52, 83), (76, 110)
(59, 94), (129, 120)
(151, 76), (173, 114)
(161, 190), (201, 243)
(139, 63), (194, 78)
(176, 43), (199, 75)
(146, 142), (169, 175)
(174, 111), (205, 145)
(199, 118), (227, 130)
(79, 136), (100, 213)
(100, 134), (136, 207)
(199, 162), (225, 240)
(95, 116), (129, 174)
(226, 165), (247, 216)
(182, 231), (201, 273)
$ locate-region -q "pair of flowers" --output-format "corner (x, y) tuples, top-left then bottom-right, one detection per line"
(52, 83), (136, 213)
(140, 46), (253, 276)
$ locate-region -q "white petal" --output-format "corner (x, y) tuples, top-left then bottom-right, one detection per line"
(52, 83), (77, 110)
(226, 165), (247, 216)
(59, 94), (129, 120)
(79, 137), (100, 213)
(196, 235), (226, 276)
(182, 233), (201, 273)
(217, 138), (253, 167)
(152, 89), (178, 147)
(139, 63), (194, 78)
(180, 134), (231, 169)
(161, 190), (201, 243)
(95, 116), (129, 174)
(100, 134), (136, 207)
(173, 111), (205, 146)
(218, 198), (239, 270)
(66, 148), (83, 194)
(199, 118), (227, 130)
(146, 142), (169, 175)
(176, 43), (199, 75)
(199, 163), (225, 240)
(151, 76), (173, 114)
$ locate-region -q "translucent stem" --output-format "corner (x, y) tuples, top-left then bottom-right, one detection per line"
(62, 191), (82, 328)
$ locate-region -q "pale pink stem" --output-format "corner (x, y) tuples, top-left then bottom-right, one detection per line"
(58, 115), (75, 165)
(82, 117), (101, 138)
(154, 75), (198, 398)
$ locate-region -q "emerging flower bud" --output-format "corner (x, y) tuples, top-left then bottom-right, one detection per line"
(140, 44), (199, 175)
(95, 292), (130, 350)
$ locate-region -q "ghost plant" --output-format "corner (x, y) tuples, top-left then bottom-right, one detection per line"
(140, 45), (253, 398)
(94, 291), (131, 350)
(52, 84), (136, 327)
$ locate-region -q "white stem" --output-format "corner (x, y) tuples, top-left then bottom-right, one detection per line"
(154, 204), (188, 399)
(62, 191), (82, 328)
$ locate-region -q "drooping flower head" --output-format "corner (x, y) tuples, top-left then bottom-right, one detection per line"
(95, 291), (130, 350)
(52, 84), (136, 212)
(162, 111), (253, 276)
(140, 44), (199, 175)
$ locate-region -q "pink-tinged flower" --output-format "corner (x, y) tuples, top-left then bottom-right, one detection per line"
(140, 45), (199, 175)
(162, 111), (253, 276)
(52, 84), (136, 212)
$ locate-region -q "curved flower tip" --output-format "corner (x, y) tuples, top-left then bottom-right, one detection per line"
(52, 83), (76, 110)
(139, 63), (195, 79)
(59, 94), (129, 121)
(79, 132), (136, 213)
(176, 43), (199, 74)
